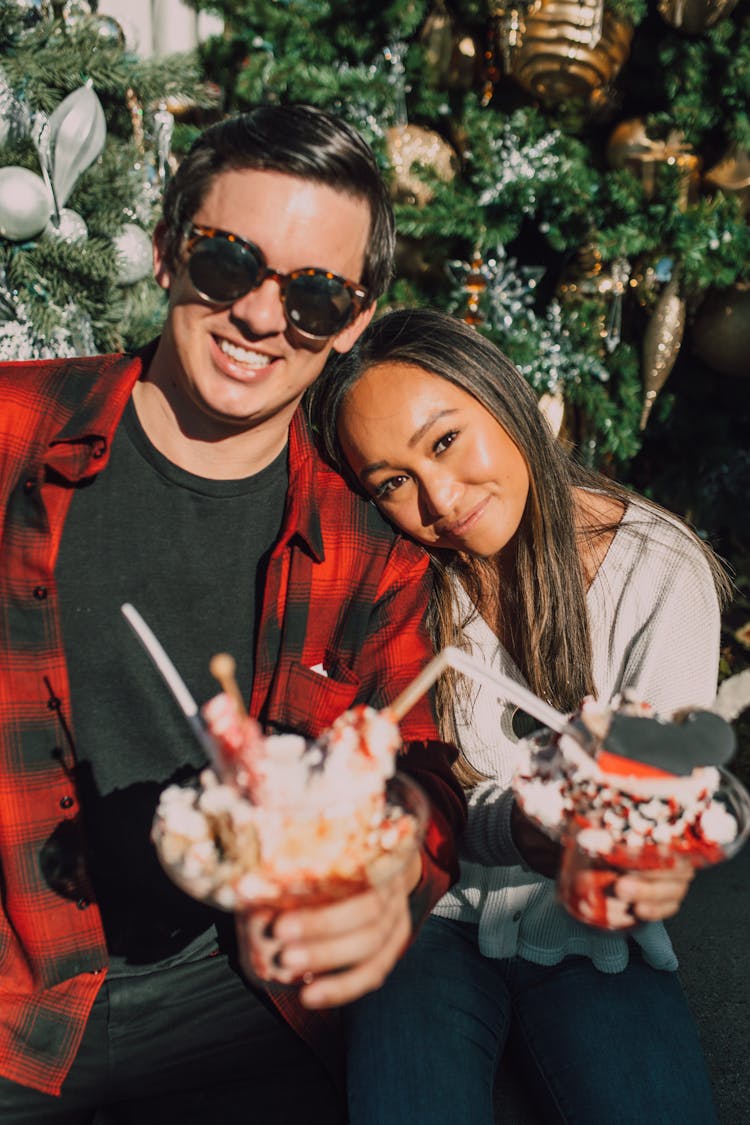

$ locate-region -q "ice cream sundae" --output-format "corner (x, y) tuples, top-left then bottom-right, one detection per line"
(152, 685), (428, 978)
(513, 695), (750, 929)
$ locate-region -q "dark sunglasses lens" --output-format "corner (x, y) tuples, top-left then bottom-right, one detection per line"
(187, 238), (261, 303)
(286, 274), (355, 337)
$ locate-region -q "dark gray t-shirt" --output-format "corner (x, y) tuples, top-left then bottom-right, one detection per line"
(56, 397), (287, 974)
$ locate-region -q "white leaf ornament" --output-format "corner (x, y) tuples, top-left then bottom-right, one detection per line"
(48, 85), (107, 208)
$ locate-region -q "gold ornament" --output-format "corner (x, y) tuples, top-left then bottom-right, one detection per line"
(385, 124), (457, 207)
(508, 0), (632, 115)
(628, 256), (675, 312)
(394, 235), (445, 288)
(162, 83), (223, 127)
(419, 0), (454, 86)
(607, 119), (700, 208)
(162, 93), (200, 119)
(490, 0), (527, 76)
(126, 88), (145, 154)
(418, 0), (480, 93)
(0, 166), (52, 241)
(448, 31), (481, 91)
(538, 389), (566, 438)
(480, 5), (510, 105)
(460, 252), (489, 327)
(692, 283), (750, 379)
(558, 242), (630, 353)
(657, 0), (740, 33)
(640, 272), (686, 429)
(704, 145), (750, 217)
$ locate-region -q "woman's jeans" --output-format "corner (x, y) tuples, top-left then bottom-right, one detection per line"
(345, 915), (717, 1125)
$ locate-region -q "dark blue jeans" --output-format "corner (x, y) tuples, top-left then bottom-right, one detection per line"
(0, 952), (344, 1124)
(344, 915), (717, 1125)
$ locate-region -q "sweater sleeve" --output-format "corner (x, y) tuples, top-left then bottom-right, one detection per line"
(589, 509), (722, 714)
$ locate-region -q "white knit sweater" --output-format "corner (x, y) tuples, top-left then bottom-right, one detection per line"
(433, 500), (722, 973)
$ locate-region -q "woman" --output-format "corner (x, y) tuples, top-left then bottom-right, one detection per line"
(308, 307), (731, 1125)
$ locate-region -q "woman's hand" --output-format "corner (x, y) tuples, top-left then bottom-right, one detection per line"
(614, 862), (695, 922)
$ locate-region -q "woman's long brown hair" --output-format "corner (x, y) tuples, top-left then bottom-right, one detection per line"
(308, 308), (732, 786)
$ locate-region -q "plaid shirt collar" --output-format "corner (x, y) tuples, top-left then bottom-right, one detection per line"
(277, 411), (325, 562)
(41, 341), (325, 563)
(38, 344), (150, 485)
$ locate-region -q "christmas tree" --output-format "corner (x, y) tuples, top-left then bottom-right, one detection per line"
(0, 0), (217, 357)
(195, 0), (750, 541)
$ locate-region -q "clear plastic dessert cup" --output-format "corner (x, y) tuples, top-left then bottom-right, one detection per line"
(152, 770), (429, 985)
(557, 829), (691, 931)
(514, 728), (750, 932)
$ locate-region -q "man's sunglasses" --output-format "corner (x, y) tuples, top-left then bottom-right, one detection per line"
(183, 225), (369, 340)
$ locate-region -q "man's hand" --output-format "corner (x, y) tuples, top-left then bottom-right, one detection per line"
(235, 850), (422, 1008)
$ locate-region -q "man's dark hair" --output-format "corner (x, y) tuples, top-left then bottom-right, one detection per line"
(160, 104), (395, 301)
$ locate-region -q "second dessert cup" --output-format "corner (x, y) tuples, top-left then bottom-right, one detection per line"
(514, 723), (750, 931)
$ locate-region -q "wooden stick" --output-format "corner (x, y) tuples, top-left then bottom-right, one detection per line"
(209, 652), (246, 716)
(388, 651), (453, 723)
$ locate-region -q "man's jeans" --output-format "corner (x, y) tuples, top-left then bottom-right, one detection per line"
(0, 951), (344, 1124)
(345, 914), (717, 1124)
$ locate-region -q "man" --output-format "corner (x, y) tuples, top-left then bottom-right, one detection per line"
(0, 104), (466, 1122)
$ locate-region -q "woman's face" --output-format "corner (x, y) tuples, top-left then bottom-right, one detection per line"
(338, 362), (531, 557)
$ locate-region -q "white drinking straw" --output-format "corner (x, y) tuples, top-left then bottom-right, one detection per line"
(389, 646), (600, 771)
(121, 602), (222, 770)
(390, 645), (569, 731)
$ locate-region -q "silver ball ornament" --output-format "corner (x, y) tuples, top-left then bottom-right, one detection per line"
(113, 222), (153, 285)
(43, 208), (88, 243)
(0, 166), (53, 241)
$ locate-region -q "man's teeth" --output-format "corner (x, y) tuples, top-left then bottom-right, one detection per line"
(219, 339), (272, 366)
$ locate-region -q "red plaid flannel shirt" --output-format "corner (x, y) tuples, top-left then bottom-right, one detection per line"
(0, 348), (465, 1095)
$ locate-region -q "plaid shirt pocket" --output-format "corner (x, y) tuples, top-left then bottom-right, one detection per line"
(264, 658), (361, 736)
